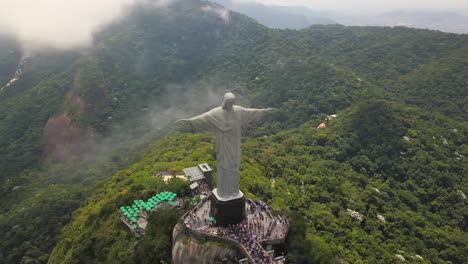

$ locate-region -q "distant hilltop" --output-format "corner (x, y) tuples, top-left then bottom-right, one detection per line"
(212, 0), (468, 33)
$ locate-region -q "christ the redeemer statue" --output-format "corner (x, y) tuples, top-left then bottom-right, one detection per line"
(178, 92), (275, 224)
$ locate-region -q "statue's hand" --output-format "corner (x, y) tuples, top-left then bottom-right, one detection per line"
(175, 119), (189, 127)
(266, 108), (278, 113)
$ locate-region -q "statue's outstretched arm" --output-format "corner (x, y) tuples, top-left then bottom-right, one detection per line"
(241, 107), (277, 125)
(176, 109), (218, 132)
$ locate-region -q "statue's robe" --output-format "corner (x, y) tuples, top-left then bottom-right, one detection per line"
(186, 105), (270, 200)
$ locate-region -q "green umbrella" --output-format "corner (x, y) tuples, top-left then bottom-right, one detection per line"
(208, 217), (215, 222)
(131, 224), (137, 229)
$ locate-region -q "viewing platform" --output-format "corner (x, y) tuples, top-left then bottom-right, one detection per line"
(182, 193), (289, 264)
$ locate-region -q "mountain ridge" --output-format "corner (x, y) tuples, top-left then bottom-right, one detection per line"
(0, 0), (466, 263)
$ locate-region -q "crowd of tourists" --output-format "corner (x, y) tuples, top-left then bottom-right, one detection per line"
(183, 192), (289, 264)
(197, 183), (211, 194)
(217, 221), (273, 264)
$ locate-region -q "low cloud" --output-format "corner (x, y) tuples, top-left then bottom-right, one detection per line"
(0, 0), (177, 52)
(202, 5), (231, 22)
(45, 82), (227, 185)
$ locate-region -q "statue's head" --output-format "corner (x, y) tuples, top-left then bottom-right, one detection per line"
(222, 92), (236, 110)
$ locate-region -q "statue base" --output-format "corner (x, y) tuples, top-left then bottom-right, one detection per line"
(210, 189), (245, 226)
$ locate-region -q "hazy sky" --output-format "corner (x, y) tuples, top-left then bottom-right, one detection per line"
(0, 0), (177, 51)
(1, 0), (466, 52)
(234, 0), (468, 10)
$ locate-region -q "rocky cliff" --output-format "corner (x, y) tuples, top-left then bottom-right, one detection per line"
(172, 223), (244, 264)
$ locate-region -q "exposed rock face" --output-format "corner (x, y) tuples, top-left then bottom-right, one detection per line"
(346, 209), (363, 222)
(395, 254), (406, 262)
(172, 223), (243, 264)
(377, 214), (386, 223)
(42, 114), (87, 164)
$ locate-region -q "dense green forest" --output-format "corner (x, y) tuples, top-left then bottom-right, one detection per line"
(0, 0), (466, 263)
(47, 101), (467, 263)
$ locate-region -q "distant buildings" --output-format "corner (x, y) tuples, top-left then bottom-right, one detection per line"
(183, 163), (213, 189)
(317, 114), (337, 128)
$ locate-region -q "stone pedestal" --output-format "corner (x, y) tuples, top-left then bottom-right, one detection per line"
(210, 190), (245, 226)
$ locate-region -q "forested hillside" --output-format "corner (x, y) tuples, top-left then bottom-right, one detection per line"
(0, 0), (466, 263)
(47, 101), (467, 264)
(286, 25), (468, 119)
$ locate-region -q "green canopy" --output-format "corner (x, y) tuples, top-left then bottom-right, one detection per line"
(208, 217), (215, 222)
